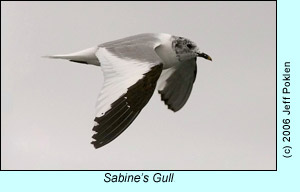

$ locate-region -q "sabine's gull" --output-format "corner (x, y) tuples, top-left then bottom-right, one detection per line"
(46, 33), (212, 148)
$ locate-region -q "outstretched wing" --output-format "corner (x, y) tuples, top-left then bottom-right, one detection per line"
(158, 58), (197, 112)
(92, 38), (163, 148)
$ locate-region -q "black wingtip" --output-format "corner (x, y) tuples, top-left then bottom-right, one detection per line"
(158, 90), (178, 112)
(91, 140), (107, 149)
(91, 141), (101, 149)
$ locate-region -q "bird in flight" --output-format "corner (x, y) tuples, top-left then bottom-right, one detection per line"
(46, 33), (212, 148)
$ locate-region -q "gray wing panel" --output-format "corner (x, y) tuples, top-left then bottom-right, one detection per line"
(99, 33), (162, 63)
(100, 33), (159, 47)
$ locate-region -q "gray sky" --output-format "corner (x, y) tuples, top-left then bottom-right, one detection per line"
(1, 2), (276, 170)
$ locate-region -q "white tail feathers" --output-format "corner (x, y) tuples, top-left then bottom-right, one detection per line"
(44, 46), (100, 66)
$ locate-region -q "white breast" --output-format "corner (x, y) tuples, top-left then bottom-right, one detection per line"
(155, 33), (180, 69)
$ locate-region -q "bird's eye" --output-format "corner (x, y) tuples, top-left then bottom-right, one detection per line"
(187, 44), (193, 49)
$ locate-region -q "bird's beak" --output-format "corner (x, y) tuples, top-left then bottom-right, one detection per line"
(197, 52), (212, 61)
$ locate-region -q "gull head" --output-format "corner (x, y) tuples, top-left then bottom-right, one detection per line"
(172, 36), (212, 62)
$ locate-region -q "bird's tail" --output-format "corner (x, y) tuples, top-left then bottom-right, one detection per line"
(44, 46), (100, 66)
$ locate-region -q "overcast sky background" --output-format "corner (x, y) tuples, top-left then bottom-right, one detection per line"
(1, 2), (276, 170)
